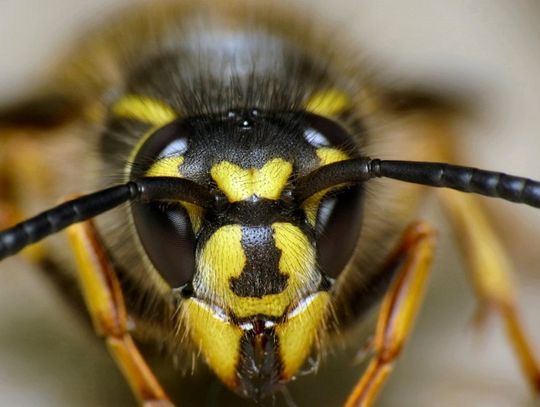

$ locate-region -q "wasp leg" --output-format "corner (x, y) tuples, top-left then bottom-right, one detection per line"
(438, 189), (540, 392)
(0, 134), (53, 261)
(0, 90), (89, 242)
(344, 222), (437, 407)
(66, 219), (173, 407)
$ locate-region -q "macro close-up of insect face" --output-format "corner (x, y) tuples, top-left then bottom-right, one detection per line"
(1, 1), (540, 406)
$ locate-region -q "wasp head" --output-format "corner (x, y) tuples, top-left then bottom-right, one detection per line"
(128, 106), (364, 398)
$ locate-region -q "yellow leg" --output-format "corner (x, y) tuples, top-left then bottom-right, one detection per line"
(66, 220), (174, 406)
(344, 222), (437, 407)
(438, 189), (540, 392)
(0, 134), (51, 261)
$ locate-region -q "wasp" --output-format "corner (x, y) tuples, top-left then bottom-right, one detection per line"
(1, 1), (539, 406)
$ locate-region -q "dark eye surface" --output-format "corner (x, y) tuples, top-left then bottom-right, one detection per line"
(302, 113), (365, 280)
(302, 113), (356, 151)
(315, 188), (364, 279)
(131, 202), (196, 289)
(130, 119), (196, 288)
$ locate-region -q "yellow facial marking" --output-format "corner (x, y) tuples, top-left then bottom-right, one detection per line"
(272, 223), (316, 282)
(195, 223), (318, 319)
(197, 225), (291, 317)
(316, 147), (349, 166)
(276, 292), (330, 380)
(305, 89), (351, 117)
(182, 299), (243, 389)
(188, 223), (327, 388)
(303, 148), (350, 226)
(197, 224), (246, 300)
(112, 95), (177, 126)
(303, 190), (330, 227)
(145, 156), (184, 178)
(210, 159), (292, 202)
(144, 156), (203, 233)
(181, 202), (204, 234)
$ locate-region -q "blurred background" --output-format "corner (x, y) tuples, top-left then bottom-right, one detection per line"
(1, 0), (540, 406)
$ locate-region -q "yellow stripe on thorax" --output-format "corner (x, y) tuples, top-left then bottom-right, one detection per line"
(303, 147), (350, 226)
(112, 95), (177, 126)
(210, 159), (292, 202)
(305, 89), (351, 117)
(195, 223), (318, 318)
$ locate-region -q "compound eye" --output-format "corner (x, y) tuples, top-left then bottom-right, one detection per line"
(130, 119), (191, 178)
(130, 119), (197, 289)
(131, 202), (196, 289)
(302, 113), (355, 150)
(315, 188), (364, 279)
(157, 137), (188, 158)
(302, 113), (364, 280)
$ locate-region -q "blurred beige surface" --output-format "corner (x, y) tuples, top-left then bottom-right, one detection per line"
(1, 1), (540, 406)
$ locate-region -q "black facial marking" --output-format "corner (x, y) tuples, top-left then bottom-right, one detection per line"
(230, 226), (288, 298)
(219, 200), (301, 226)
